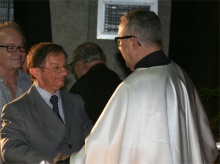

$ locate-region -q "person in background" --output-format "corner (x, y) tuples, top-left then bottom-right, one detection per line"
(0, 21), (32, 163)
(53, 9), (218, 163)
(0, 21), (32, 113)
(69, 42), (121, 124)
(0, 42), (93, 163)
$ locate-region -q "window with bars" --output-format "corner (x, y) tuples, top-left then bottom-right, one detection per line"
(0, 0), (14, 22)
(104, 4), (150, 33)
(97, 0), (158, 40)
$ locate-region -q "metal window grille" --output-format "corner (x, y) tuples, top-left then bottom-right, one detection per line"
(97, 0), (158, 40)
(104, 4), (150, 33)
(0, 0), (14, 22)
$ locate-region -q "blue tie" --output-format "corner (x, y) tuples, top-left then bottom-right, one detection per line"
(50, 95), (63, 122)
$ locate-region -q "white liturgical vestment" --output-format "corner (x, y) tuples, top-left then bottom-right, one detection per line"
(70, 61), (218, 164)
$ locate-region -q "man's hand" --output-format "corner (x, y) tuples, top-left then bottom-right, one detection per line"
(52, 153), (69, 164)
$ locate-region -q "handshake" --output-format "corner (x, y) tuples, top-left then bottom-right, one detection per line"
(52, 153), (70, 164)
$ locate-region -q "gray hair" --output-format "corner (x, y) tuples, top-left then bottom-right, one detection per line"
(73, 42), (106, 63)
(120, 9), (162, 47)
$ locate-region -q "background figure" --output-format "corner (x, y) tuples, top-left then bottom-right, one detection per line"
(0, 21), (32, 164)
(0, 21), (32, 112)
(0, 21), (32, 162)
(69, 42), (121, 124)
(68, 9), (218, 163)
(1, 42), (93, 163)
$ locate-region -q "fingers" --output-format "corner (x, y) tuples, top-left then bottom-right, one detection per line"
(52, 153), (62, 164)
(60, 155), (69, 160)
(52, 153), (70, 164)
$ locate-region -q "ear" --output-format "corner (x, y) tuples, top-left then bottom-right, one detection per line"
(29, 68), (41, 79)
(77, 58), (85, 69)
(131, 37), (139, 50)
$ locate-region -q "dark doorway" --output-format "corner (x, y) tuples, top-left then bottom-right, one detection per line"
(14, 0), (52, 49)
(169, 0), (219, 139)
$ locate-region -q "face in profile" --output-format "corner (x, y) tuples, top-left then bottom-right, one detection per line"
(117, 25), (132, 70)
(72, 59), (87, 79)
(73, 59), (83, 79)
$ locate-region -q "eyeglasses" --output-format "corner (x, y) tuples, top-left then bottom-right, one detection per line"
(69, 58), (80, 67)
(38, 65), (70, 72)
(0, 45), (26, 52)
(114, 35), (142, 47)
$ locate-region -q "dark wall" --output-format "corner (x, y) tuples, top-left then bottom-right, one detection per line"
(169, 0), (219, 88)
(169, 0), (219, 132)
(14, 0), (52, 49)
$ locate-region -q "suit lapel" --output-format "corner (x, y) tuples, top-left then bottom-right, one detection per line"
(28, 85), (65, 131)
(60, 91), (75, 131)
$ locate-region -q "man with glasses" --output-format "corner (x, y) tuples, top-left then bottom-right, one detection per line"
(56, 9), (218, 164)
(69, 42), (121, 124)
(0, 22), (32, 147)
(0, 42), (93, 163)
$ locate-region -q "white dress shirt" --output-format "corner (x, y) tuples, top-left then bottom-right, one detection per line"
(34, 83), (65, 123)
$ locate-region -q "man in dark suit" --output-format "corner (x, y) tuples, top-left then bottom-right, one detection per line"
(0, 42), (93, 163)
(69, 42), (122, 124)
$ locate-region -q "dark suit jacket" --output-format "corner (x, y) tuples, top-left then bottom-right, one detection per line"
(0, 85), (93, 163)
(69, 64), (121, 124)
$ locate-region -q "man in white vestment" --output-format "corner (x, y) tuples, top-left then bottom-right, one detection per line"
(54, 9), (218, 164)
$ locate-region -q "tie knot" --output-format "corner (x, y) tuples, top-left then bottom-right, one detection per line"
(50, 95), (58, 105)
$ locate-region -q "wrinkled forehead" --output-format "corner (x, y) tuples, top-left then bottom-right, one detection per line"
(45, 52), (67, 62)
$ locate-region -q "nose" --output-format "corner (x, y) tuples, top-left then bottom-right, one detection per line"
(13, 51), (23, 59)
(60, 66), (68, 75)
(14, 47), (25, 53)
(62, 70), (68, 77)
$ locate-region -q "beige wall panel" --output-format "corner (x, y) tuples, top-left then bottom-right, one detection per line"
(50, 0), (171, 90)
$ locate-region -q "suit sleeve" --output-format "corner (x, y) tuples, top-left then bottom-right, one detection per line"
(1, 104), (49, 163)
(80, 105), (93, 139)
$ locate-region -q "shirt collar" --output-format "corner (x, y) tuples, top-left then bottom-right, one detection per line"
(34, 83), (61, 102)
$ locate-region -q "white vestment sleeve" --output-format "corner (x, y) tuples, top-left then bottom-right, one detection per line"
(70, 82), (128, 164)
(70, 146), (85, 164)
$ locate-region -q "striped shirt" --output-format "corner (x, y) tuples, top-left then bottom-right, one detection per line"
(0, 69), (32, 119)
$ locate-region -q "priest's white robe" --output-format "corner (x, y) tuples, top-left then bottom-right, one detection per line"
(70, 61), (218, 164)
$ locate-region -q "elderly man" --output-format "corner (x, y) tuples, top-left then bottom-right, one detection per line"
(0, 21), (32, 120)
(0, 22), (32, 163)
(69, 42), (121, 124)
